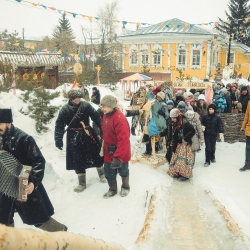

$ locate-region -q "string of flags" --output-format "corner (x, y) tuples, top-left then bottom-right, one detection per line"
(12, 0), (250, 33)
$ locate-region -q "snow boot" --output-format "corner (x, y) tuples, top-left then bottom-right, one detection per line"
(103, 179), (117, 199)
(239, 162), (250, 172)
(120, 176), (130, 197)
(142, 142), (152, 155)
(96, 166), (107, 183)
(37, 217), (66, 232)
(205, 150), (211, 165)
(131, 127), (136, 136)
(211, 150), (216, 163)
(204, 162), (210, 167)
(178, 176), (189, 181)
(74, 173), (86, 192)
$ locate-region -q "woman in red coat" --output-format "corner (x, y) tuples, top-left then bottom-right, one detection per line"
(101, 95), (131, 198)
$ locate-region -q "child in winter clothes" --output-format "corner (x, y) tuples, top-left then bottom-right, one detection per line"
(212, 90), (227, 113)
(201, 103), (224, 167)
(196, 94), (207, 120)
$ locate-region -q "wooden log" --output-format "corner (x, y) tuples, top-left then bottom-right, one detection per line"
(0, 224), (125, 250)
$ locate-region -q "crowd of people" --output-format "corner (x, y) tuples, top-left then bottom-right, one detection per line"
(0, 80), (249, 231)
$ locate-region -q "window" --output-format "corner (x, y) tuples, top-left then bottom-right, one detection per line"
(212, 51), (219, 65)
(141, 54), (149, 64)
(192, 50), (201, 66)
(178, 49), (186, 65)
(229, 52), (234, 64)
(130, 53), (138, 65)
(153, 52), (161, 65)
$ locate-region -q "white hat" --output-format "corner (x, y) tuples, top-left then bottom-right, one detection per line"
(198, 94), (205, 100)
(156, 91), (165, 100)
(170, 108), (181, 118)
(185, 110), (195, 119)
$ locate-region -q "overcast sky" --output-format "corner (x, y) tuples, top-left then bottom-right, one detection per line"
(1, 0), (229, 43)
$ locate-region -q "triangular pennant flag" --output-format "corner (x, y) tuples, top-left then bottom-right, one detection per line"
(48, 7), (56, 11)
(72, 13), (77, 18)
(40, 4), (47, 9)
(88, 16), (93, 22)
(31, 2), (39, 6)
(15, 0), (22, 2)
(71, 80), (78, 89)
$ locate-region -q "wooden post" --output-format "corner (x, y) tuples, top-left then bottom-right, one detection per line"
(0, 224), (125, 250)
(95, 65), (101, 87)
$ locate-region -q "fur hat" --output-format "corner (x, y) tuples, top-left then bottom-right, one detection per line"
(175, 90), (183, 96)
(185, 110), (194, 119)
(208, 103), (217, 111)
(194, 92), (200, 100)
(67, 88), (83, 99)
(198, 94), (205, 100)
(0, 109), (13, 123)
(156, 91), (165, 100)
(177, 101), (186, 109)
(241, 86), (248, 91)
(170, 108), (181, 118)
(100, 95), (117, 108)
(167, 100), (174, 106)
(186, 92), (193, 98)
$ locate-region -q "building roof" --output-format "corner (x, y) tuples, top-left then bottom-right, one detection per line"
(0, 51), (64, 67)
(119, 18), (214, 38)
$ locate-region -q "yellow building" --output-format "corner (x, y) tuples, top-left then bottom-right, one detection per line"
(117, 18), (250, 82)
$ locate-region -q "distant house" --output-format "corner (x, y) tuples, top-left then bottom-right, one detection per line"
(0, 51), (64, 88)
(117, 18), (250, 82)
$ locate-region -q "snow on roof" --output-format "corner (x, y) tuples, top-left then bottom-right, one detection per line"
(119, 18), (214, 37)
(0, 51), (64, 67)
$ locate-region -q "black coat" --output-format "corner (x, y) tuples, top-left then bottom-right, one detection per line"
(160, 116), (195, 162)
(0, 125), (54, 225)
(201, 113), (224, 136)
(238, 92), (250, 113)
(91, 90), (101, 105)
(54, 100), (103, 172)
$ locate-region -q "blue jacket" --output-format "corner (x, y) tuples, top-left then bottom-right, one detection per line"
(212, 90), (227, 113)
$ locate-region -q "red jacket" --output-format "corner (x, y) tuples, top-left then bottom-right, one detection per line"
(102, 109), (131, 163)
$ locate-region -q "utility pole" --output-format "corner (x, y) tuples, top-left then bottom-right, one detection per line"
(227, 25), (232, 66)
(22, 28), (25, 50)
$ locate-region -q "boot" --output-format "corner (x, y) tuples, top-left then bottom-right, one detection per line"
(8, 223), (14, 227)
(239, 162), (250, 172)
(178, 176), (189, 181)
(120, 176), (130, 197)
(74, 173), (86, 192)
(142, 142), (152, 155)
(103, 179), (117, 199)
(211, 150), (216, 163)
(142, 134), (149, 143)
(96, 166), (107, 183)
(37, 217), (67, 232)
(205, 150), (211, 165)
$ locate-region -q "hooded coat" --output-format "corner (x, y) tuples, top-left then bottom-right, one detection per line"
(54, 99), (103, 172)
(188, 113), (204, 151)
(0, 125), (54, 225)
(196, 100), (207, 120)
(238, 90), (250, 113)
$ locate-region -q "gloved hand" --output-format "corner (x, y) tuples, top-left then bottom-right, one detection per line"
(110, 157), (122, 169)
(201, 125), (206, 132)
(158, 109), (166, 118)
(182, 139), (188, 145)
(56, 141), (63, 150)
(219, 133), (224, 142)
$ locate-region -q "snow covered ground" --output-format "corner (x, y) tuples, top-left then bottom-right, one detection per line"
(1, 84), (250, 249)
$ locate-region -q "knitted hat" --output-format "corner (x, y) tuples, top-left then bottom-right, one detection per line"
(177, 101), (186, 109)
(176, 96), (184, 102)
(186, 92), (193, 98)
(170, 108), (181, 118)
(100, 95), (117, 108)
(175, 90), (183, 96)
(92, 87), (97, 91)
(231, 84), (237, 89)
(194, 92), (200, 100)
(198, 94), (205, 100)
(67, 88), (83, 99)
(167, 100), (174, 106)
(156, 91), (165, 100)
(220, 88), (228, 95)
(152, 86), (161, 95)
(226, 83), (231, 88)
(185, 110), (194, 119)
(0, 109), (13, 123)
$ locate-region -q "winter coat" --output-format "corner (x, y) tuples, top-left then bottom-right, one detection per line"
(160, 115), (195, 163)
(222, 93), (232, 113)
(201, 113), (224, 136)
(91, 90), (101, 105)
(238, 91), (250, 113)
(242, 101), (250, 136)
(188, 113), (204, 151)
(148, 100), (167, 136)
(54, 100), (103, 172)
(196, 100), (207, 120)
(102, 109), (131, 163)
(212, 90), (227, 113)
(0, 125), (54, 225)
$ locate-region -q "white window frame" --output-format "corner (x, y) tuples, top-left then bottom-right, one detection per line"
(141, 53), (149, 65)
(177, 49), (187, 68)
(212, 50), (219, 65)
(153, 51), (161, 66)
(130, 52), (138, 66)
(190, 49), (201, 69)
